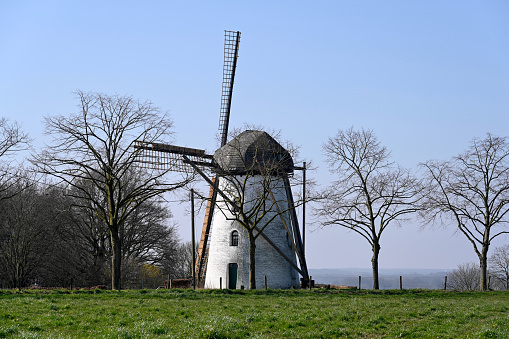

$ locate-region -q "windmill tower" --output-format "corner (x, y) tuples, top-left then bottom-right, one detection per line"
(134, 31), (309, 289)
(204, 129), (306, 289)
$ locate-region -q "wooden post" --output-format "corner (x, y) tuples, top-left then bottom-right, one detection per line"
(359, 276), (361, 290)
(265, 275), (267, 290)
(191, 189), (196, 290)
(488, 276), (491, 290)
(399, 276), (402, 290)
(167, 274), (170, 289)
(220, 277), (222, 290)
(444, 276), (447, 291)
(169, 279), (173, 289)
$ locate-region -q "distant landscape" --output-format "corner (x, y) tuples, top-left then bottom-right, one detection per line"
(310, 268), (450, 290)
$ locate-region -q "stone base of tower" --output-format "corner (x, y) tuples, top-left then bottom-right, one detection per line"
(202, 171), (302, 290)
(203, 224), (301, 290)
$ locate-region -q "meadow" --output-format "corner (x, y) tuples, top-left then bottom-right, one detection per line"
(1, 289), (508, 338)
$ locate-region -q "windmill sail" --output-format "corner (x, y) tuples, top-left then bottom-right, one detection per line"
(133, 141), (213, 172)
(219, 30), (241, 147)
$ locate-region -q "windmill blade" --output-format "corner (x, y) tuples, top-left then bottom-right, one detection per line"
(219, 30), (241, 147)
(133, 140), (214, 173)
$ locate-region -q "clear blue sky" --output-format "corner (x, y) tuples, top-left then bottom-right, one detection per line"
(1, 1), (508, 269)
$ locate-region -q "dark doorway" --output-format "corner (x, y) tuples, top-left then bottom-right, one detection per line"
(228, 263), (238, 289)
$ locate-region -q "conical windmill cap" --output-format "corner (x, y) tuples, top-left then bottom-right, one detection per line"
(213, 130), (294, 174)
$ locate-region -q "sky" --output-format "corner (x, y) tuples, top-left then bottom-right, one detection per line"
(1, 1), (509, 270)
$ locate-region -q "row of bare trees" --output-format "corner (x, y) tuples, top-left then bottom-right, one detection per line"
(0, 92), (196, 289)
(317, 128), (509, 291)
(0, 181), (186, 289)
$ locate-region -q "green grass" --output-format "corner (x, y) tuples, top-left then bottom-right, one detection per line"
(0, 289), (508, 338)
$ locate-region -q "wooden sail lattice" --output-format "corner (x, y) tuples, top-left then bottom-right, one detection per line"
(133, 140), (213, 173)
(219, 31), (241, 147)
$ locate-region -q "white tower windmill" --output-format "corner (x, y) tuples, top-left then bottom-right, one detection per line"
(204, 130), (303, 289)
(134, 31), (309, 289)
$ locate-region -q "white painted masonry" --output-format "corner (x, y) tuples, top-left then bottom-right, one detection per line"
(204, 174), (299, 289)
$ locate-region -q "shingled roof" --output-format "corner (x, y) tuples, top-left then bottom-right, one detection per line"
(213, 130), (294, 174)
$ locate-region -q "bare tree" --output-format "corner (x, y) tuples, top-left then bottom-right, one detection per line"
(318, 128), (421, 289)
(169, 241), (197, 279)
(447, 262), (481, 291)
(0, 183), (58, 289)
(421, 134), (509, 291)
(0, 118), (31, 200)
(31, 91), (191, 290)
(489, 244), (509, 290)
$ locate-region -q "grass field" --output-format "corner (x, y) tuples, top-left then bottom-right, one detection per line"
(1, 289), (508, 338)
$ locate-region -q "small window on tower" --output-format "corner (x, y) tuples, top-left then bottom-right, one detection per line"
(231, 230), (239, 246)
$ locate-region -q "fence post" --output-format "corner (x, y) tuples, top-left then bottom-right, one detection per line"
(220, 277), (222, 290)
(444, 276), (447, 291)
(400, 276), (403, 290)
(358, 276), (361, 290)
(265, 275), (267, 290)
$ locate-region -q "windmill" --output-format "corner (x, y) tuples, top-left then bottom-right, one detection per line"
(134, 31), (309, 289)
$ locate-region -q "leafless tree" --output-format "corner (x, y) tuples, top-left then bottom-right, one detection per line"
(317, 128), (421, 289)
(447, 262), (481, 291)
(169, 241), (197, 279)
(0, 183), (59, 289)
(0, 118), (31, 200)
(31, 91), (191, 290)
(421, 134), (509, 291)
(489, 244), (509, 290)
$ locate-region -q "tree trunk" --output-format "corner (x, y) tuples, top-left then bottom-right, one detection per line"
(372, 242), (380, 290)
(111, 230), (121, 290)
(248, 231), (256, 289)
(480, 244), (489, 291)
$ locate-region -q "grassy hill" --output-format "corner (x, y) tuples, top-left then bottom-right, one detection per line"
(1, 288), (508, 338)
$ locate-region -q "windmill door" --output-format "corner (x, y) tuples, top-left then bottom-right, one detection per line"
(228, 263), (238, 289)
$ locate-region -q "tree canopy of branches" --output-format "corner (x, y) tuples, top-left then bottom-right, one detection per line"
(0, 183), (53, 289)
(318, 128), (421, 289)
(0, 118), (31, 200)
(421, 134), (509, 291)
(0, 181), (180, 289)
(32, 91), (190, 290)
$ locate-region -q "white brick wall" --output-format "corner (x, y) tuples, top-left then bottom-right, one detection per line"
(204, 174), (300, 289)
